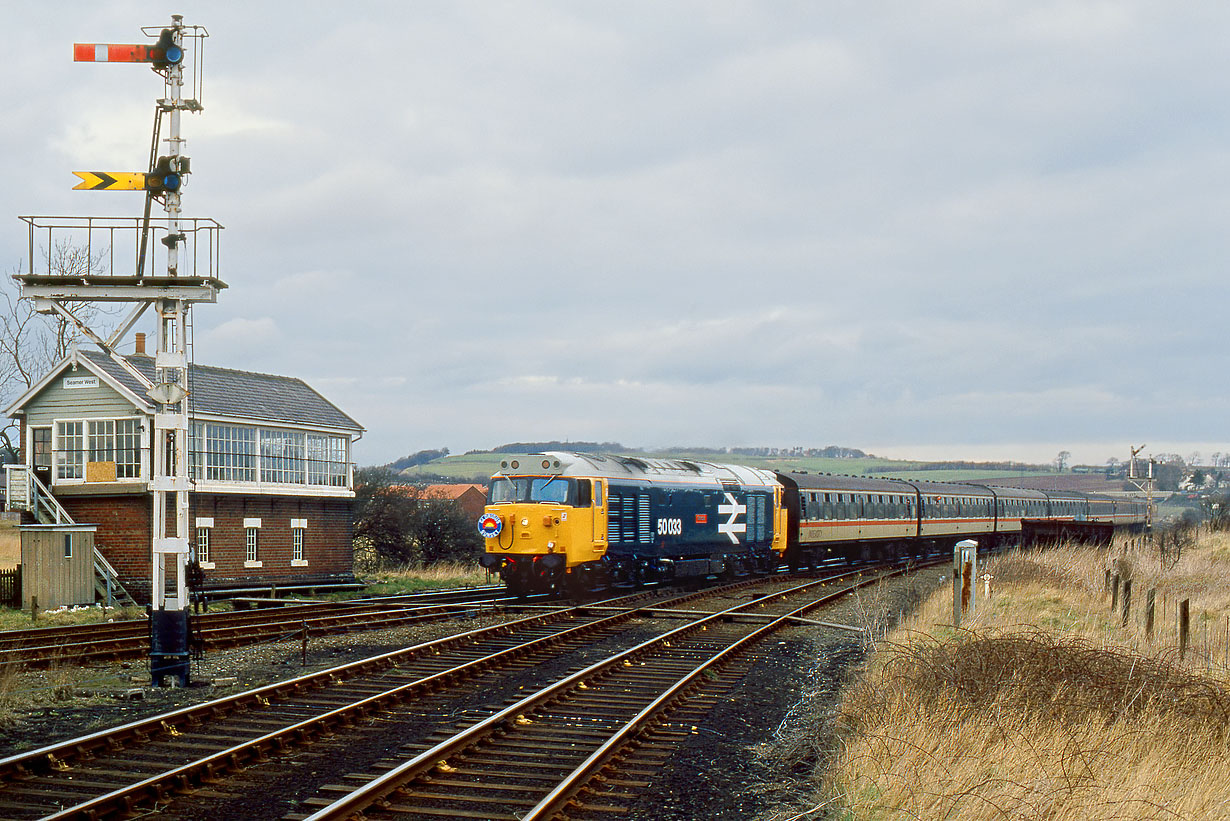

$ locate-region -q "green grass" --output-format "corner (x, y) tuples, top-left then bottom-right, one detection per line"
(0, 604), (147, 631)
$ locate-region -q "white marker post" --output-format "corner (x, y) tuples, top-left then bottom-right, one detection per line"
(953, 539), (978, 628)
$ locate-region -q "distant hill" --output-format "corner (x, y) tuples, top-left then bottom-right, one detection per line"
(485, 441), (630, 455)
(969, 474), (1131, 493)
(381, 446), (1059, 485)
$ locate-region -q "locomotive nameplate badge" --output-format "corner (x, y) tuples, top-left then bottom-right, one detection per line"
(718, 492), (747, 544)
(477, 513), (503, 538)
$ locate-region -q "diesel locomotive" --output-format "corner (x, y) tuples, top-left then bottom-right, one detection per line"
(477, 452), (1150, 595)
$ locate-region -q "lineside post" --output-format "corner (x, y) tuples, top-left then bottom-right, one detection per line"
(952, 539), (977, 627)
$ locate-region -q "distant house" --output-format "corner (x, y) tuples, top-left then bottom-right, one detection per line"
(422, 484), (487, 521)
(4, 342), (364, 603)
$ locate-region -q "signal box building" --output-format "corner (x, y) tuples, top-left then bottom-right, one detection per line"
(4, 343), (364, 603)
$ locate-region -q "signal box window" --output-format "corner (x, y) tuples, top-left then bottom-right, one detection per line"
(244, 525), (262, 567)
(196, 527), (211, 564)
(56, 421), (84, 480)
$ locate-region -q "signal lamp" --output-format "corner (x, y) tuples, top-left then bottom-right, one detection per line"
(147, 156), (182, 193)
(153, 29), (184, 68)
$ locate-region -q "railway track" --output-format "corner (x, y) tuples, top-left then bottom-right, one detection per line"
(294, 568), (903, 820)
(0, 586), (518, 672)
(0, 561), (929, 819)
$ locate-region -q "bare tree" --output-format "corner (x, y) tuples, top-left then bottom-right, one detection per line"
(1054, 450), (1071, 472)
(0, 240), (113, 461)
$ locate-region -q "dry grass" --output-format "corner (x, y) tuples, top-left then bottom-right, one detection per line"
(352, 560), (489, 596)
(785, 535), (1230, 821)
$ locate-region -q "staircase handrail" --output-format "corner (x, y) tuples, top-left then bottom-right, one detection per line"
(94, 548), (120, 579)
(27, 469), (74, 525)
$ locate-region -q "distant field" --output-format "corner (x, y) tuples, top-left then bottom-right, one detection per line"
(396, 450), (1061, 485)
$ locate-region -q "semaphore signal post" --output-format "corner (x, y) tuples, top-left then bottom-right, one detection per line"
(16, 15), (223, 686)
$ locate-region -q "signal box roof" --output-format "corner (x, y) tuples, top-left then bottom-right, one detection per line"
(6, 348), (362, 434)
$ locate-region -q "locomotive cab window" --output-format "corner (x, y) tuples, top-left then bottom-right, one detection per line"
(488, 476), (581, 505)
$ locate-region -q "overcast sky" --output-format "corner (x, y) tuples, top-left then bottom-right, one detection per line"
(2, 2), (1227, 468)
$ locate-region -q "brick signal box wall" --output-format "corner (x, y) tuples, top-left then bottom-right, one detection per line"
(58, 494), (354, 604)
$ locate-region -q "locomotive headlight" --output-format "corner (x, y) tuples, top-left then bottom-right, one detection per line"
(547, 541), (556, 550)
(521, 518), (529, 527)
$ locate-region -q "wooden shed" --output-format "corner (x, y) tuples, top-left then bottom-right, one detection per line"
(20, 524), (96, 609)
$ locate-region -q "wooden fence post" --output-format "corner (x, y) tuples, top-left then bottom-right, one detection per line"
(1111, 574), (1120, 614)
(1146, 588), (1156, 643)
(1180, 599), (1190, 661)
(1122, 579), (1132, 628)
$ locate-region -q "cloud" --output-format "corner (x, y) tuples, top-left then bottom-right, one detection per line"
(3, 2), (1228, 468)
(197, 317), (281, 361)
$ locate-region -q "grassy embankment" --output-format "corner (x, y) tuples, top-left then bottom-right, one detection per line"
(779, 533), (1230, 820)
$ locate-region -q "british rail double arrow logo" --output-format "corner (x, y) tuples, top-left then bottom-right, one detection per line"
(72, 171), (148, 191)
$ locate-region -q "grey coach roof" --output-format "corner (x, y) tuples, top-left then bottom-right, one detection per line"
(80, 350), (363, 433)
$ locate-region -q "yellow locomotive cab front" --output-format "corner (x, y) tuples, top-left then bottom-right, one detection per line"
(478, 470), (606, 595)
